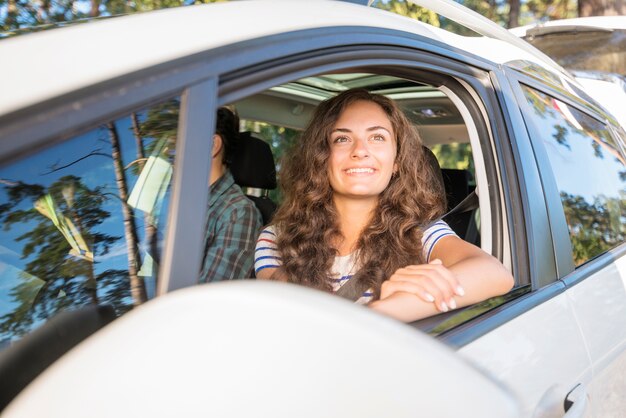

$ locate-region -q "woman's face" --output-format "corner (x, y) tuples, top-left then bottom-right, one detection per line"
(328, 100), (397, 202)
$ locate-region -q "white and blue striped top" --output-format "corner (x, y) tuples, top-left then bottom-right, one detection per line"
(254, 220), (456, 304)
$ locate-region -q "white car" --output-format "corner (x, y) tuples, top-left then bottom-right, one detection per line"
(0, 1), (625, 417)
(511, 16), (626, 127)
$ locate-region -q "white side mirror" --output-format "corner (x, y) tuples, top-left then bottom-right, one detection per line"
(4, 281), (519, 418)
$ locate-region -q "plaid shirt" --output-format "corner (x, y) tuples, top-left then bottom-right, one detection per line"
(200, 170), (262, 282)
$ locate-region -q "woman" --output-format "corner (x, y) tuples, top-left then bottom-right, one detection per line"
(254, 88), (513, 322)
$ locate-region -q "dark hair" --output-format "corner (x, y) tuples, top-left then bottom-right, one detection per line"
(272, 88), (446, 298)
(215, 106), (240, 166)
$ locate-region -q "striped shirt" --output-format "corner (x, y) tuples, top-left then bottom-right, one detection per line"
(200, 170), (262, 283)
(254, 220), (456, 304)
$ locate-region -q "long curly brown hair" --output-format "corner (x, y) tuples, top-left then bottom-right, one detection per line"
(272, 88), (446, 299)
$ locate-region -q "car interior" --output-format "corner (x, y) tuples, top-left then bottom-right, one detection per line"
(226, 71), (520, 334)
(230, 73), (481, 246)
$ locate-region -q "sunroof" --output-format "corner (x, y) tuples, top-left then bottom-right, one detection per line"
(295, 74), (407, 93)
(269, 74), (441, 102)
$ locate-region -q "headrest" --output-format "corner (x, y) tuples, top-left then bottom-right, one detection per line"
(422, 146), (445, 196)
(230, 132), (277, 190)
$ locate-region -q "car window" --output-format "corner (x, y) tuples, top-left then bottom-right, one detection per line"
(224, 71), (522, 337)
(0, 98), (179, 348)
(521, 85), (626, 266)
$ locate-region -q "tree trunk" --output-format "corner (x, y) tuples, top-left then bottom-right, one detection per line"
(579, 0), (626, 16)
(508, 0), (520, 28)
(90, 0), (100, 17)
(108, 122), (147, 306)
(6, 0), (17, 30)
(67, 205), (99, 305)
(131, 113), (160, 268)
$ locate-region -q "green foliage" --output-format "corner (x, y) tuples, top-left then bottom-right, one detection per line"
(0, 0), (228, 32)
(561, 191), (626, 266)
(371, 0), (440, 26)
(526, 0), (577, 22)
(0, 176), (127, 338)
(137, 98), (180, 160)
(431, 143), (475, 181)
(371, 0), (579, 29)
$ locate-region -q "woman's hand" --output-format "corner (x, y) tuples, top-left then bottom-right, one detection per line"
(379, 259), (465, 313)
(371, 236), (514, 322)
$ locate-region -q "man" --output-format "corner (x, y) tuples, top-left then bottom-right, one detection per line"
(200, 107), (262, 282)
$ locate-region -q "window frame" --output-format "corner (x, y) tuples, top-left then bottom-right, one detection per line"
(0, 58), (221, 307)
(210, 32), (536, 346)
(1, 24), (586, 348)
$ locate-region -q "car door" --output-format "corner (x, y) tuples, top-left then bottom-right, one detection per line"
(449, 68), (595, 418)
(0, 58), (221, 409)
(207, 28), (599, 418)
(511, 77), (626, 418)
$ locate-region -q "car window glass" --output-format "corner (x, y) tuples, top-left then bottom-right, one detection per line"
(431, 143), (474, 176)
(521, 85), (626, 266)
(0, 98), (179, 347)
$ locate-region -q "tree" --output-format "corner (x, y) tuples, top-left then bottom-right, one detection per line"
(509, 0), (521, 28)
(0, 176), (127, 338)
(107, 122), (147, 305)
(578, 0), (626, 16)
(561, 191), (625, 265)
(372, 0), (440, 26)
(131, 98), (180, 268)
(0, 0), (228, 33)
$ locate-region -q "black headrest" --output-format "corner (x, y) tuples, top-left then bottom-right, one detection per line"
(230, 132), (277, 190)
(422, 146), (445, 196)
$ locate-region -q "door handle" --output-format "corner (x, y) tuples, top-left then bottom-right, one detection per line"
(563, 384), (588, 418)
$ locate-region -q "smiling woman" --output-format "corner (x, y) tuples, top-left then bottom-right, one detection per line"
(328, 100), (397, 202)
(254, 89), (514, 322)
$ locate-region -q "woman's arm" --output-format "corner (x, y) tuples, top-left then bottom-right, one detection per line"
(369, 235), (514, 322)
(254, 227), (288, 281)
(256, 266), (288, 281)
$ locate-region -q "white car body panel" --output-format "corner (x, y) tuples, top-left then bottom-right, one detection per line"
(2, 282), (519, 418)
(566, 256), (626, 418)
(574, 77), (626, 128)
(459, 291), (593, 417)
(0, 0), (566, 119)
(510, 16), (626, 37)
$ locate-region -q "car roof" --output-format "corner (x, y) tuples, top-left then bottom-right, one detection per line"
(511, 16), (626, 37)
(0, 0), (570, 118)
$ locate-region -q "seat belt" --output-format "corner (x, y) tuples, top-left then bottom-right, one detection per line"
(443, 189), (478, 218)
(335, 275), (366, 302)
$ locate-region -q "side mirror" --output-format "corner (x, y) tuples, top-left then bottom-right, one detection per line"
(4, 281), (519, 418)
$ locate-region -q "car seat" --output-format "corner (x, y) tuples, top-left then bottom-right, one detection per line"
(230, 131), (277, 225)
(422, 148), (479, 244)
(440, 169), (474, 236)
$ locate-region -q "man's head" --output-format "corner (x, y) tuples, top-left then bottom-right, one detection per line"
(213, 106), (240, 167)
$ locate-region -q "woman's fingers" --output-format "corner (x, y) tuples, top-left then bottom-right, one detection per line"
(381, 279), (436, 304)
(394, 261), (465, 296)
(385, 262), (463, 312)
